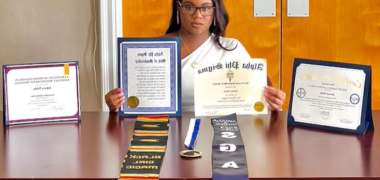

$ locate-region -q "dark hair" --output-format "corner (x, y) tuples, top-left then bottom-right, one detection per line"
(165, 0), (235, 51)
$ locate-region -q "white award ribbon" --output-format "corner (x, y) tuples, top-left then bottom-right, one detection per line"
(184, 118), (201, 150)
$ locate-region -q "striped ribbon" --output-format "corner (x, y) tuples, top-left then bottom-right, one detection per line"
(119, 115), (169, 180)
(184, 118), (201, 150)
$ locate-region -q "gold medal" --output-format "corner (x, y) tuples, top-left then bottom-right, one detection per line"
(254, 101), (264, 112)
(179, 150), (202, 158)
(127, 96), (139, 108)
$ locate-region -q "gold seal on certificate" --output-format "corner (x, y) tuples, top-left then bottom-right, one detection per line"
(3, 61), (81, 126)
(254, 101), (264, 112)
(194, 58), (268, 116)
(287, 58), (374, 134)
(127, 96), (139, 108)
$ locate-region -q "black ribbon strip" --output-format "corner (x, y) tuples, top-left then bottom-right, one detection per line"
(119, 115), (169, 180)
(211, 113), (249, 180)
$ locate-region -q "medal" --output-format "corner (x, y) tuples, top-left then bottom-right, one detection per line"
(180, 118), (202, 158)
(180, 149), (202, 158)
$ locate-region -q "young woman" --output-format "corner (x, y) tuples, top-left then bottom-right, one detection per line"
(105, 0), (286, 112)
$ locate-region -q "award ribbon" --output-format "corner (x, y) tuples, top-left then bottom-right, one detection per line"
(119, 115), (169, 180)
(184, 118), (200, 150)
(211, 113), (249, 180)
(64, 63), (69, 75)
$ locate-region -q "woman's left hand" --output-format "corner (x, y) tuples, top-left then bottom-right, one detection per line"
(264, 86), (286, 111)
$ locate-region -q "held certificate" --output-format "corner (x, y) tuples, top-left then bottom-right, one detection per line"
(194, 58), (268, 116)
(291, 64), (365, 130)
(118, 37), (181, 116)
(3, 62), (81, 125)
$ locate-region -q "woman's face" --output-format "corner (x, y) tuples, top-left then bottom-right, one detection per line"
(178, 0), (215, 35)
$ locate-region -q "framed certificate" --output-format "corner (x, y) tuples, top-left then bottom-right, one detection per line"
(3, 61), (81, 125)
(117, 37), (181, 117)
(287, 58), (374, 134)
(194, 58), (268, 116)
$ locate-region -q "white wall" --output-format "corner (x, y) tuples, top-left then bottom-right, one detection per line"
(0, 0), (101, 111)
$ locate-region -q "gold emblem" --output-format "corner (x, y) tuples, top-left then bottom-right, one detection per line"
(226, 70), (234, 82)
(127, 96), (139, 108)
(180, 150), (202, 158)
(254, 101), (264, 112)
(141, 124), (159, 128)
(140, 139), (159, 142)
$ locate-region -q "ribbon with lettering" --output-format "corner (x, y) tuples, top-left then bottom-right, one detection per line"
(119, 115), (169, 180)
(211, 113), (249, 180)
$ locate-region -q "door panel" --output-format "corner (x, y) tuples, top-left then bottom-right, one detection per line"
(122, 0), (171, 37)
(224, 0), (281, 89)
(281, 0), (380, 110)
(122, 0), (281, 89)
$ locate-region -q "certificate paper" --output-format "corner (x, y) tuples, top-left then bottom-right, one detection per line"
(118, 38), (181, 116)
(3, 62), (81, 125)
(194, 58), (268, 116)
(291, 64), (365, 130)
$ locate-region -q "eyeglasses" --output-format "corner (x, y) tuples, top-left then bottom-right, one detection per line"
(178, 1), (215, 16)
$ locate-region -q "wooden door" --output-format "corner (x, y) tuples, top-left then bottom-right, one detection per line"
(122, 0), (171, 37)
(281, 0), (380, 110)
(224, 0), (281, 89)
(122, 0), (281, 89)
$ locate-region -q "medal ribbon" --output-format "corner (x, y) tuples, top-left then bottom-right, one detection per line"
(184, 118), (201, 149)
(211, 113), (249, 180)
(119, 115), (169, 180)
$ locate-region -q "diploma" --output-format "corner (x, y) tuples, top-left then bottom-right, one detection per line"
(288, 58), (374, 134)
(194, 58), (268, 116)
(118, 37), (181, 116)
(291, 64), (364, 129)
(3, 62), (81, 125)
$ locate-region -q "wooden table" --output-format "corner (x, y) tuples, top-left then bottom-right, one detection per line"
(1, 111), (379, 179)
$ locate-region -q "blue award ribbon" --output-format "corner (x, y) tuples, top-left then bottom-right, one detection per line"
(184, 118), (201, 149)
(211, 113), (249, 180)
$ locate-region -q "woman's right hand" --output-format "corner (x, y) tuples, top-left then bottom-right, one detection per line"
(105, 88), (125, 112)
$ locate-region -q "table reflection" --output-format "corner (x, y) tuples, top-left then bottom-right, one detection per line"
(2, 121), (81, 178)
(288, 125), (374, 177)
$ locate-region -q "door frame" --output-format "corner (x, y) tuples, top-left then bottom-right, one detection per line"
(99, 0), (123, 111)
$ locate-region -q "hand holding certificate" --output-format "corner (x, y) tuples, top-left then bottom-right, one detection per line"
(194, 58), (268, 116)
(288, 58), (374, 134)
(3, 62), (81, 125)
